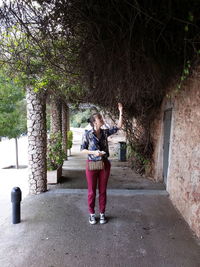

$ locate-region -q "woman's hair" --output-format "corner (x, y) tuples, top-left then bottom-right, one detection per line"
(87, 113), (102, 127)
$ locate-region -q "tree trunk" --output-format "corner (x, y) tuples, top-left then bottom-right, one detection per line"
(26, 87), (47, 194)
(62, 101), (68, 159)
(50, 97), (62, 135)
(15, 138), (19, 169)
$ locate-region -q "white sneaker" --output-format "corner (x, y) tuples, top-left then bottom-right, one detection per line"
(89, 214), (97, 225)
(100, 213), (107, 224)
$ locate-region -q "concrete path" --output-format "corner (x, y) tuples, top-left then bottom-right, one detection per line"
(0, 190), (200, 267)
(0, 130), (199, 266)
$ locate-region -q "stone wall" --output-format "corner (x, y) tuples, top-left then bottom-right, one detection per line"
(150, 72), (200, 238)
(26, 88), (47, 194)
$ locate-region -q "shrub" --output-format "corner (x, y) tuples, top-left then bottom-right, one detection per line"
(47, 133), (65, 170)
(67, 130), (73, 149)
(70, 109), (91, 128)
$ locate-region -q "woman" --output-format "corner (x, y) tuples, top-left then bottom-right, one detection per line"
(81, 103), (123, 225)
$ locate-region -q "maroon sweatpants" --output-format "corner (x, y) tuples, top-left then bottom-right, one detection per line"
(86, 160), (111, 214)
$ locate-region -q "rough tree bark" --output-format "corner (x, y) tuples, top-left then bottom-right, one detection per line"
(26, 87), (47, 194)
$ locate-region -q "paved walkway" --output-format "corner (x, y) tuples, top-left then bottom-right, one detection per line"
(1, 189), (200, 267)
(0, 132), (200, 267)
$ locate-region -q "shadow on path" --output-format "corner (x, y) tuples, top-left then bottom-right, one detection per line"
(48, 143), (165, 191)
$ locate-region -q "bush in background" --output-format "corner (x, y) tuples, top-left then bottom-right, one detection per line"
(67, 130), (73, 149)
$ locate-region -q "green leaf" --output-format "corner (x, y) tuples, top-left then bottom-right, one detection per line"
(184, 25), (189, 32)
(188, 12), (194, 22)
(34, 87), (39, 93)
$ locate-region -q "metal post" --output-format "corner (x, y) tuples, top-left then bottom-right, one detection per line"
(11, 187), (22, 224)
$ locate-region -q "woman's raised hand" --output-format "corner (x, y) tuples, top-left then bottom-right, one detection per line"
(117, 103), (123, 129)
(118, 103), (123, 112)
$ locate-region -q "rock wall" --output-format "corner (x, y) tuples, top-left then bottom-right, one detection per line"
(26, 88), (47, 194)
(150, 72), (200, 238)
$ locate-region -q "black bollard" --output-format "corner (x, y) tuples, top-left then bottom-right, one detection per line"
(11, 187), (22, 224)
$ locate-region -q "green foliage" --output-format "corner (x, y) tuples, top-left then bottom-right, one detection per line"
(0, 26), (63, 94)
(0, 24), (82, 103)
(67, 130), (73, 149)
(0, 26), (44, 82)
(47, 133), (66, 170)
(70, 109), (91, 128)
(127, 143), (151, 175)
(170, 11), (198, 97)
(0, 69), (27, 138)
(167, 60), (192, 99)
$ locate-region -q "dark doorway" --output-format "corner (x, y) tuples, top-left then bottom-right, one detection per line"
(163, 109), (172, 185)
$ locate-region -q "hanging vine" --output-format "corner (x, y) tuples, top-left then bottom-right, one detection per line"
(1, 0), (200, 173)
